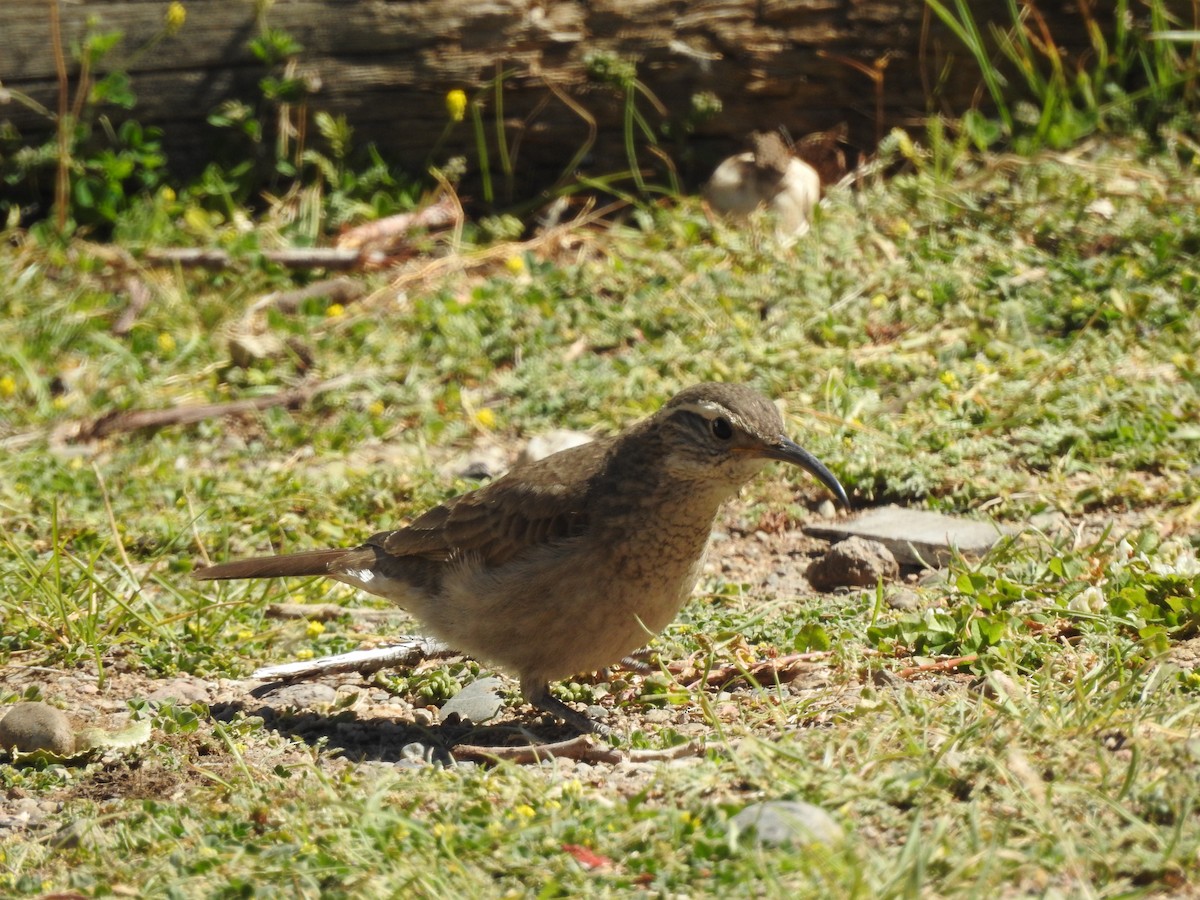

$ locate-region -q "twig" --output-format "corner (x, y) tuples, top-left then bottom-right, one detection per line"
(452, 735), (706, 765)
(250, 637), (455, 682)
(69, 374), (357, 442)
(246, 277), (366, 316)
(335, 196), (459, 251)
(894, 654), (978, 679)
(683, 651), (834, 689)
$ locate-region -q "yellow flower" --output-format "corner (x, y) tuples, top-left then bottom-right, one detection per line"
(939, 370), (960, 389)
(870, 292), (887, 308)
(474, 407), (496, 430)
(505, 254), (526, 275)
(514, 804), (535, 819)
(165, 2), (186, 35)
(295, 648), (314, 660)
(306, 620), (326, 638)
(326, 303), (345, 318)
(157, 332), (176, 353)
(0, 375), (15, 397)
(445, 89), (468, 123)
(237, 629), (254, 642)
(367, 399), (385, 417)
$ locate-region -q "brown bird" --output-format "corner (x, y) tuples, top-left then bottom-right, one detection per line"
(195, 382), (849, 732)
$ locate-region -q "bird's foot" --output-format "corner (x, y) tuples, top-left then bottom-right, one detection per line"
(523, 683), (611, 736)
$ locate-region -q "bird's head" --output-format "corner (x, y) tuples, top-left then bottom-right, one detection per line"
(655, 383), (850, 507)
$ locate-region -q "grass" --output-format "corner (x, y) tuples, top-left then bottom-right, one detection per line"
(1, 137), (1199, 896)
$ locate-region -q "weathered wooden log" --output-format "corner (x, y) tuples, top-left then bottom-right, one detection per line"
(0, 1), (1181, 200)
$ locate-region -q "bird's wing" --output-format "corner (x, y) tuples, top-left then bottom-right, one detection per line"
(368, 436), (614, 567)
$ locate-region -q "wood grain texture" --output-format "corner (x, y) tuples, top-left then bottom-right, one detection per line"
(0, 1), (1143, 194)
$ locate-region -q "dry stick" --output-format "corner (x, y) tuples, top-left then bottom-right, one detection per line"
(894, 654), (978, 679)
(143, 248), (378, 271)
(690, 650), (835, 689)
(251, 637), (456, 683)
(247, 277), (366, 315)
(452, 736), (706, 765)
(335, 196), (460, 250)
(72, 372), (361, 442)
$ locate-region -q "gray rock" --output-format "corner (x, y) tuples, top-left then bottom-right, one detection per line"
(439, 677), (505, 725)
(518, 429), (593, 465)
(886, 588), (922, 611)
(807, 536), (899, 590)
(0, 702), (76, 756)
(805, 504), (1008, 567)
(258, 682), (338, 709)
(146, 676), (213, 705)
(729, 800), (844, 847)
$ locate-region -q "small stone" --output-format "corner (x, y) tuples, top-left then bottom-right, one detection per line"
(816, 499), (838, 519)
(0, 702), (76, 756)
(886, 588), (922, 611)
(518, 429), (592, 465)
(410, 707), (437, 727)
(146, 676), (213, 705)
(257, 682), (337, 709)
(806, 536), (899, 590)
(439, 677), (505, 725)
(729, 800), (843, 847)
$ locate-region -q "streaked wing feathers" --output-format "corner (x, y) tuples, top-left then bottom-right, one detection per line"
(369, 436), (612, 567)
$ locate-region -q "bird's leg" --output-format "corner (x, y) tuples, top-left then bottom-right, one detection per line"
(617, 646), (658, 674)
(521, 678), (610, 736)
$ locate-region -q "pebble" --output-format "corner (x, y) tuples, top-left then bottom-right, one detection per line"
(807, 536), (899, 590)
(439, 677), (505, 725)
(0, 702), (76, 756)
(145, 676), (213, 705)
(886, 588), (922, 611)
(729, 800), (844, 847)
(257, 682), (338, 709)
(411, 707), (437, 727)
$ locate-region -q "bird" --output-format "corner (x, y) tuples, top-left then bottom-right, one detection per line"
(195, 382), (849, 733)
(704, 130), (821, 242)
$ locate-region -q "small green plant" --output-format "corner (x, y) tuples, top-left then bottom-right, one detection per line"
(584, 52), (681, 197)
(926, 0), (1200, 151)
(0, 4), (184, 233)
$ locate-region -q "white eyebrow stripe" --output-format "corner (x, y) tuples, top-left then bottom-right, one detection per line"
(671, 400), (751, 433)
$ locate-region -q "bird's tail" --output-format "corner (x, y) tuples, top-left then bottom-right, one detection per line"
(194, 548), (352, 581)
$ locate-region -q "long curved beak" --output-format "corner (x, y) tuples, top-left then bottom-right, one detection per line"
(760, 437), (851, 509)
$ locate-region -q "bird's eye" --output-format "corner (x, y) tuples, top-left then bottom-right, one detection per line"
(710, 416), (733, 440)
